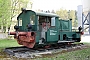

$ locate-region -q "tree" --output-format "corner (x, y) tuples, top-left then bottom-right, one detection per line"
(0, 0), (11, 32)
(73, 11), (78, 27)
(69, 10), (76, 27)
(56, 8), (68, 20)
(0, 0), (32, 32)
(11, 0), (30, 19)
(56, 8), (77, 27)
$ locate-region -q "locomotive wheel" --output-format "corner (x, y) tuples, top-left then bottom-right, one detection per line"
(76, 38), (81, 42)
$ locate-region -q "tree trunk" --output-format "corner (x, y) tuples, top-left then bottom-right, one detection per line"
(1, 25), (3, 32)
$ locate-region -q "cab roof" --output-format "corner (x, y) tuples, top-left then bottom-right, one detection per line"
(35, 11), (59, 17)
(17, 10), (59, 20)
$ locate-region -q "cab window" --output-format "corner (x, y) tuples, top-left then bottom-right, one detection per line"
(51, 17), (55, 26)
(30, 15), (35, 25)
(18, 18), (22, 26)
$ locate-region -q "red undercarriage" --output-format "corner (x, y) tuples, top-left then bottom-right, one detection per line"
(10, 32), (35, 48)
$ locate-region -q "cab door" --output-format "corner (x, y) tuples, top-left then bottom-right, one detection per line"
(46, 17), (58, 43)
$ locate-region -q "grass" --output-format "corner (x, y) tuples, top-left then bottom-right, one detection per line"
(55, 48), (90, 60)
(0, 39), (20, 49)
(0, 39), (90, 60)
(35, 47), (90, 60)
(33, 42), (90, 60)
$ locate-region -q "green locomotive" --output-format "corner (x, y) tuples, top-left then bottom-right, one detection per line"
(9, 9), (83, 48)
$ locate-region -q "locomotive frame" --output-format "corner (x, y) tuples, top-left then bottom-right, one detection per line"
(9, 9), (82, 48)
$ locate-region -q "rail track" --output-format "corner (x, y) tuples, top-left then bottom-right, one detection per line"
(4, 43), (86, 58)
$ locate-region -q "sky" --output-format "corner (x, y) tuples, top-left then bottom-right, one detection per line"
(32, 0), (82, 11)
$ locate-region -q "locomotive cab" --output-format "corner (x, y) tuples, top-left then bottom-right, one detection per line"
(10, 9), (60, 48)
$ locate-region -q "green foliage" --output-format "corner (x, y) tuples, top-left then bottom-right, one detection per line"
(19, 0), (29, 8)
(56, 8), (68, 20)
(0, 0), (11, 27)
(56, 8), (77, 27)
(69, 10), (76, 27)
(11, 0), (30, 18)
(0, 0), (31, 32)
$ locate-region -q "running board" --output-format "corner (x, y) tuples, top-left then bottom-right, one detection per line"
(58, 40), (75, 43)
